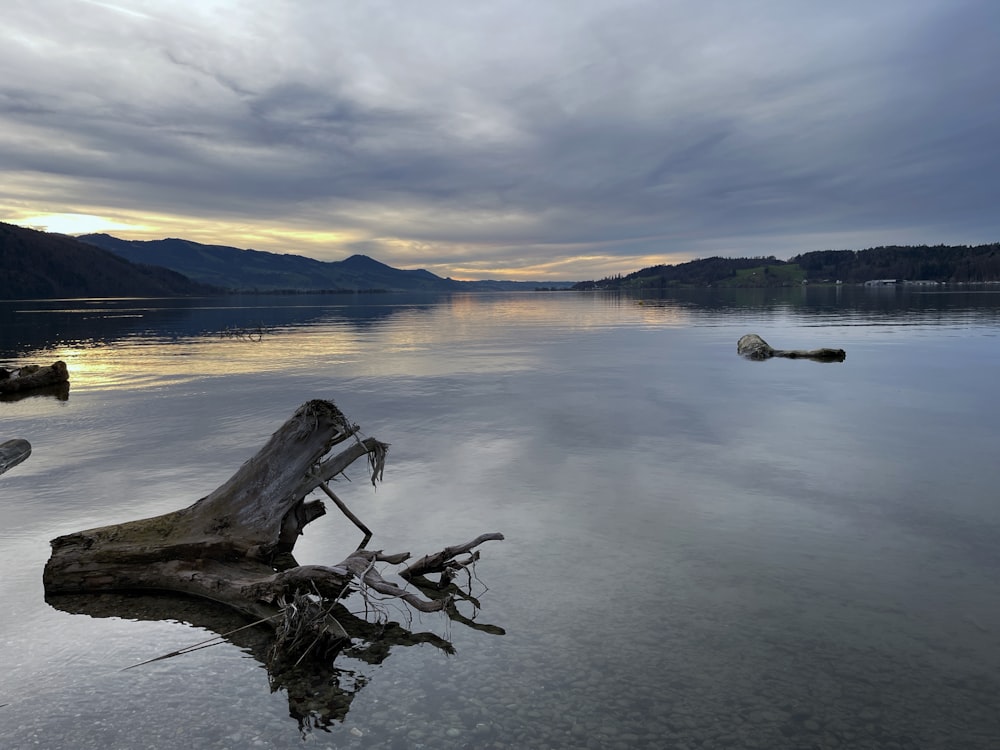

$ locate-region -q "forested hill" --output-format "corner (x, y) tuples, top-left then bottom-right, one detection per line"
(574, 244), (1000, 290)
(0, 222), (217, 299)
(79, 234), (575, 292)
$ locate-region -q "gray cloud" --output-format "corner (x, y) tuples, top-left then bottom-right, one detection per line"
(2, 0), (999, 278)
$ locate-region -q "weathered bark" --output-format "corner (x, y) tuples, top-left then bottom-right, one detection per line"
(737, 333), (846, 362)
(0, 438), (31, 476)
(0, 361), (69, 393)
(43, 399), (504, 666)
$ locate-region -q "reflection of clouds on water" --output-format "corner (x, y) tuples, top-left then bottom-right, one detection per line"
(2, 291), (1000, 747)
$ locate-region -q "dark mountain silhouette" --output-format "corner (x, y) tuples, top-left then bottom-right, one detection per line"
(574, 244), (1000, 290)
(79, 234), (573, 292)
(0, 223), (217, 300)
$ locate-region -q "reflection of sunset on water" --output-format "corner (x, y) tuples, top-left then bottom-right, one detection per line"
(49, 333), (365, 392)
(15, 294), (694, 391)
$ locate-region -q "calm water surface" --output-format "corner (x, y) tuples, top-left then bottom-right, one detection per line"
(2, 288), (999, 749)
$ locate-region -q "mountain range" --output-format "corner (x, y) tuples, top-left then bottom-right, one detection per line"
(0, 222), (216, 299)
(0, 223), (573, 298)
(7, 220), (995, 301)
(78, 234), (572, 293)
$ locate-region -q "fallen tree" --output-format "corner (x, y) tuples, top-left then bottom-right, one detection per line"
(737, 333), (846, 362)
(43, 399), (504, 673)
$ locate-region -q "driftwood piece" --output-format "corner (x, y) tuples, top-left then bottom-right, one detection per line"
(402, 532), (505, 579)
(0, 438), (31, 476)
(0, 361), (69, 393)
(737, 333), (846, 362)
(43, 399), (504, 670)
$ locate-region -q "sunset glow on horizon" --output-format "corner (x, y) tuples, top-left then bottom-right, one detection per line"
(3, 1), (998, 280)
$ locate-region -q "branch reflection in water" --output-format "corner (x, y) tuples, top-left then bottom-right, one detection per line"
(47, 564), (504, 733)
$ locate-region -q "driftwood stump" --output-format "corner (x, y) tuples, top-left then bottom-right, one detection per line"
(737, 333), (846, 362)
(43, 399), (504, 674)
(0, 361), (69, 393)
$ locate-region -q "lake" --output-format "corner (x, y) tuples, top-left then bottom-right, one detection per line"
(2, 287), (999, 749)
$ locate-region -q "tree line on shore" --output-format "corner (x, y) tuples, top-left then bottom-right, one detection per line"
(573, 243), (1000, 290)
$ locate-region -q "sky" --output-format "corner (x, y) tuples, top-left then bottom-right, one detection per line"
(2, 0), (999, 281)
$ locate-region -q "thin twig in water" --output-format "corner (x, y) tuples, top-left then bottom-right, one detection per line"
(120, 614), (279, 671)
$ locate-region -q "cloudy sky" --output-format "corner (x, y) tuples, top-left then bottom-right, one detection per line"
(2, 0), (998, 280)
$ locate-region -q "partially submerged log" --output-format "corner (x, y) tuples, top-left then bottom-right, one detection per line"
(737, 333), (846, 362)
(0, 361), (69, 393)
(0, 438), (31, 476)
(43, 399), (504, 671)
